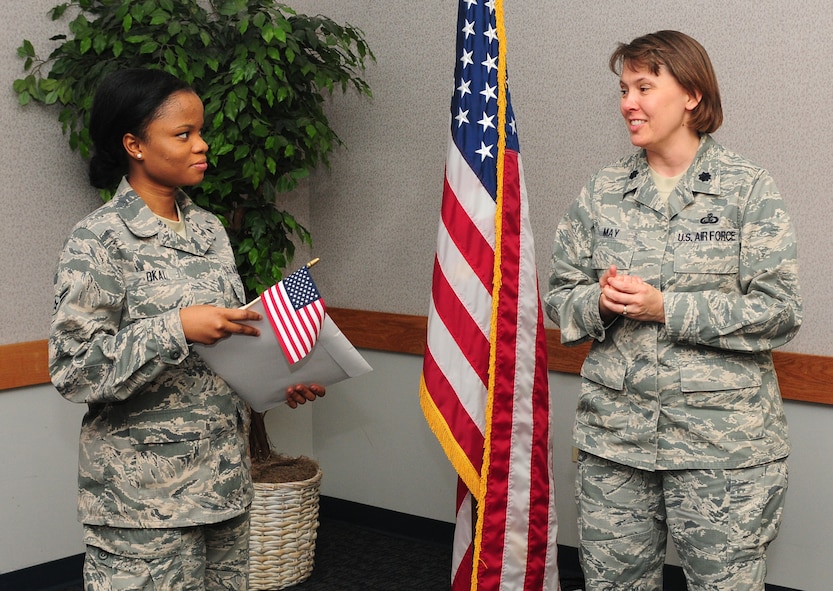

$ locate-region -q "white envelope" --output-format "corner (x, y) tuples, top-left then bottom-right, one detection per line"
(194, 302), (372, 413)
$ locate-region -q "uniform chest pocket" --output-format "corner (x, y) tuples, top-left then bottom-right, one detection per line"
(220, 263), (247, 307)
(577, 353), (632, 436)
(592, 239), (635, 271)
(680, 361), (764, 442)
(127, 410), (225, 497)
(124, 270), (192, 320)
(674, 240), (740, 274)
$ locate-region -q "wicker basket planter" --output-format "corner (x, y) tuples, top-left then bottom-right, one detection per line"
(249, 467), (323, 590)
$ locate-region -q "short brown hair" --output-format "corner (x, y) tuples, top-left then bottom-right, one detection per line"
(609, 30), (723, 134)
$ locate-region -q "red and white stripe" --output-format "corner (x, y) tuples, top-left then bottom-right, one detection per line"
(420, 142), (558, 591)
(262, 280), (325, 364)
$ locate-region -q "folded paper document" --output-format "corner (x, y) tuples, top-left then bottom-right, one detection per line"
(194, 302), (372, 412)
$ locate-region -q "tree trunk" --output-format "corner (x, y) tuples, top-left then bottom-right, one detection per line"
(249, 410), (272, 464)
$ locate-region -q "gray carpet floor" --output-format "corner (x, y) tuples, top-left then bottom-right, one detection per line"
(288, 518), (453, 590)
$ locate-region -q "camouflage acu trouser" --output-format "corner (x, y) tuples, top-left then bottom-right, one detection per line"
(576, 452), (787, 591)
(82, 512), (250, 591)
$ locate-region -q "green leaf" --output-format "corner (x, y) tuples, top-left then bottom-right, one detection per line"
(239, 237), (254, 254)
(224, 92), (241, 121)
(50, 4), (68, 19)
(272, 26), (287, 43)
(139, 40), (159, 54)
(234, 144), (251, 161)
(150, 9), (170, 26)
(215, 143), (235, 158)
(19, 39), (35, 58)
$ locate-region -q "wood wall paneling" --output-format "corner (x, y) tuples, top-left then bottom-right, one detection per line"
(0, 340), (50, 391)
(327, 308), (830, 406)
(2, 308), (830, 406)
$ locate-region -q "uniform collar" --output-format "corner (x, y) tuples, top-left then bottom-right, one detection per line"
(687, 135), (721, 197)
(622, 135), (722, 217)
(113, 177), (215, 255)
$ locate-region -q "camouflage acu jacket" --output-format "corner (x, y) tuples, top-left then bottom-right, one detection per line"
(545, 135), (802, 471)
(49, 178), (254, 528)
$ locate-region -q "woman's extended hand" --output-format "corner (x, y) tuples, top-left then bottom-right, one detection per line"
(285, 384), (326, 409)
(179, 305), (262, 345)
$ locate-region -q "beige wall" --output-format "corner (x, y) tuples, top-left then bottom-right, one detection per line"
(1, 0), (99, 344)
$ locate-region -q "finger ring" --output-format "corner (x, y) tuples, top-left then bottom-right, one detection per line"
(622, 305), (628, 315)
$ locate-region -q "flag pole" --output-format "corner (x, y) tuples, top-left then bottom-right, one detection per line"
(306, 257), (320, 268)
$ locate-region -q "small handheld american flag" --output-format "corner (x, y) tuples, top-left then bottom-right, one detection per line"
(261, 263), (326, 364)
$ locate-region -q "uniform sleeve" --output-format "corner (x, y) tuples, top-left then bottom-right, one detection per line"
(48, 227), (189, 404)
(663, 171), (802, 352)
(544, 179), (609, 345)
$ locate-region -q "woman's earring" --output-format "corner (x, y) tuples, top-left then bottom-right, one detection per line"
(137, 153), (143, 159)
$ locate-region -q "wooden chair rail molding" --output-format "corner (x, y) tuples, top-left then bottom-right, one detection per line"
(2, 307), (832, 406)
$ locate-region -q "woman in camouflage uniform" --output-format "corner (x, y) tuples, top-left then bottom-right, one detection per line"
(545, 31), (802, 590)
(49, 69), (323, 591)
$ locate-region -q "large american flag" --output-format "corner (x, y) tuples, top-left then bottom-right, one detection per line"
(262, 266), (326, 365)
(419, 1), (559, 590)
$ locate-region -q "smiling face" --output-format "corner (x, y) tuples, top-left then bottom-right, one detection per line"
(619, 62), (701, 161)
(124, 90), (209, 199)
